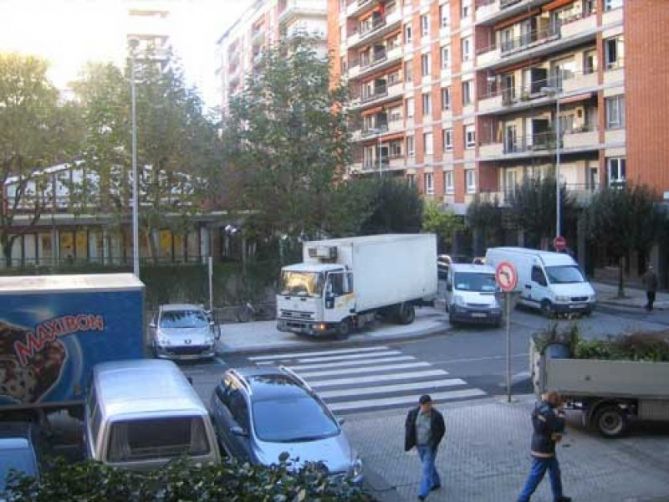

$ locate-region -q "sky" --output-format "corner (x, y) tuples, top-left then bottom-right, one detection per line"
(0, 0), (253, 109)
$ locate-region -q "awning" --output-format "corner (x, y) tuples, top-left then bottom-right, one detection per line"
(494, 9), (541, 30)
(379, 132), (404, 142)
(362, 106), (384, 116)
(542, 0), (573, 11)
(560, 92), (594, 104)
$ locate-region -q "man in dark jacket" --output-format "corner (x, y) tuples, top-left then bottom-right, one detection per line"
(405, 394), (445, 500)
(518, 391), (571, 502)
(643, 266), (659, 311)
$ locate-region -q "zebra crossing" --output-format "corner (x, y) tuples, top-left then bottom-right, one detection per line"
(248, 345), (487, 414)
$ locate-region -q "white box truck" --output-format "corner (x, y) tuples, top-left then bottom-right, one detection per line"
(485, 247), (596, 317)
(276, 234), (438, 337)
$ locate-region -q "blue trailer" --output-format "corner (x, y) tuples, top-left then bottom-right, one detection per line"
(0, 274), (144, 416)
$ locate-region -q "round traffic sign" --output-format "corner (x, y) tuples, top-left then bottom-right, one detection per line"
(495, 261), (518, 293)
(553, 235), (567, 252)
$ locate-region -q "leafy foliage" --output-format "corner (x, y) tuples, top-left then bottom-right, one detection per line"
(358, 177), (423, 235)
(466, 193), (503, 249)
(5, 457), (373, 502)
(422, 200), (463, 251)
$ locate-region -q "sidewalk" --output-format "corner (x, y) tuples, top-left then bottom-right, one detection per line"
(216, 307), (449, 355)
(346, 395), (669, 502)
(593, 281), (669, 311)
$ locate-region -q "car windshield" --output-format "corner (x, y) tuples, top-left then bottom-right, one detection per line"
(453, 272), (497, 292)
(0, 448), (37, 490)
(280, 271), (324, 298)
(107, 416), (210, 463)
(160, 310), (209, 329)
(545, 266), (585, 284)
(252, 395), (339, 443)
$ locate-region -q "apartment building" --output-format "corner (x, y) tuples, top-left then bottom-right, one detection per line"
(126, 2), (172, 69)
(330, 0), (668, 212)
(217, 0), (328, 113)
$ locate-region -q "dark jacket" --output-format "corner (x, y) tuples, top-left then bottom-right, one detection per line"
(404, 407), (445, 451)
(644, 270), (658, 293)
(530, 400), (566, 458)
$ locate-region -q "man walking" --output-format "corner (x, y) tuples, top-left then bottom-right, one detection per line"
(404, 395), (445, 500)
(518, 391), (571, 502)
(643, 266), (658, 312)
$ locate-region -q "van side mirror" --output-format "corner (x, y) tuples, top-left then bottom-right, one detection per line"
(230, 425), (248, 437)
(325, 295), (335, 309)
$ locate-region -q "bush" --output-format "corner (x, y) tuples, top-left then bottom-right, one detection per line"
(5, 457), (373, 502)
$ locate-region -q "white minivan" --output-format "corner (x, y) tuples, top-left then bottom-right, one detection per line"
(445, 263), (503, 326)
(485, 247), (596, 316)
(84, 359), (220, 470)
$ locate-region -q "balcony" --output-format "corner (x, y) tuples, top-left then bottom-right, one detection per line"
(346, 0), (377, 19)
(278, 0), (325, 25)
(485, 184), (599, 207)
(562, 127), (599, 151)
(347, 5), (401, 50)
(351, 45), (402, 80)
(478, 142), (503, 158)
(361, 157), (390, 173)
(351, 81), (403, 109)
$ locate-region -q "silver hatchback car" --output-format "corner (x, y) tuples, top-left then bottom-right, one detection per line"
(150, 304), (219, 360)
(209, 367), (363, 484)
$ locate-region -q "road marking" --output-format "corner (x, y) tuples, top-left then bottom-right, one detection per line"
(248, 346), (390, 361)
(328, 388), (487, 412)
(215, 357), (227, 366)
(287, 355), (415, 371)
(318, 378), (467, 399)
(308, 369), (448, 388)
(295, 361), (431, 378)
(429, 353), (529, 365)
(293, 350), (402, 364)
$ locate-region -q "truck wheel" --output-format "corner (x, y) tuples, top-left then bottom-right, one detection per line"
(397, 304), (415, 325)
(594, 405), (628, 438)
(541, 300), (555, 318)
(336, 319), (351, 340)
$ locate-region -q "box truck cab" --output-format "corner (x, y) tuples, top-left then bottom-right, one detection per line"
(485, 247), (596, 316)
(277, 234), (438, 338)
(445, 263), (502, 326)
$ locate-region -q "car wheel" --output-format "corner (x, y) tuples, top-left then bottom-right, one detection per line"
(397, 304), (415, 325)
(541, 300), (554, 318)
(594, 405), (628, 438)
(336, 319), (351, 340)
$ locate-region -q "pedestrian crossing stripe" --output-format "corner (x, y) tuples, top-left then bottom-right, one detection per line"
(288, 355), (415, 371)
(317, 378), (467, 399)
(292, 350), (403, 364)
(248, 345), (390, 361)
(304, 369), (449, 388)
(297, 361), (431, 379)
(328, 389), (486, 412)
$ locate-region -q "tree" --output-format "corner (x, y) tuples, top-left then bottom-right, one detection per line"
(586, 184), (663, 297)
(359, 177), (423, 235)
(0, 53), (82, 266)
(221, 35), (349, 240)
(422, 199), (463, 251)
(508, 175), (576, 248)
(466, 193), (503, 253)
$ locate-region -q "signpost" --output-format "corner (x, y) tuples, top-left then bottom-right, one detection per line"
(553, 235), (567, 252)
(495, 261), (518, 403)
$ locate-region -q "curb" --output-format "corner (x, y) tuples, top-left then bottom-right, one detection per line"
(597, 300), (669, 312)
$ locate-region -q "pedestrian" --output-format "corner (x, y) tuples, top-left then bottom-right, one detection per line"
(404, 394), (445, 500)
(643, 266), (658, 312)
(517, 391), (571, 502)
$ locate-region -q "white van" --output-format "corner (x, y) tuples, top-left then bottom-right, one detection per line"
(84, 359), (220, 470)
(485, 247), (596, 316)
(445, 263), (502, 326)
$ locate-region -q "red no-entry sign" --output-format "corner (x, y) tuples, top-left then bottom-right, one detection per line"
(553, 235), (567, 252)
(495, 261), (518, 293)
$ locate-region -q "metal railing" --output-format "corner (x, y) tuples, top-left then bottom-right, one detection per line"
(361, 85), (388, 103)
(502, 132), (561, 154)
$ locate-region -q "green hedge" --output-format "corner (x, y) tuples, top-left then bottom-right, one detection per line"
(5, 457), (373, 502)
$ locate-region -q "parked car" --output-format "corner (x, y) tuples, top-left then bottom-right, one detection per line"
(84, 359), (220, 470)
(0, 422), (39, 492)
(445, 263), (502, 326)
(437, 254), (471, 279)
(150, 304), (219, 360)
(209, 367), (363, 483)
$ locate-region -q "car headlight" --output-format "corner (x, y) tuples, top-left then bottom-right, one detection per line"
(351, 457), (363, 479)
(454, 295), (466, 307)
(555, 295), (570, 302)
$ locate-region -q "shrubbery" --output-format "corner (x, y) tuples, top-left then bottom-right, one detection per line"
(5, 457), (373, 502)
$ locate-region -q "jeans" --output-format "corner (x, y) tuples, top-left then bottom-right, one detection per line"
(417, 445), (440, 498)
(518, 456), (563, 502)
(646, 291), (656, 311)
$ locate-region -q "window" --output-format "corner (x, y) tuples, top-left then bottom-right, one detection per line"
(424, 132), (434, 155)
(389, 106), (402, 122)
(444, 170), (454, 194)
(405, 24), (413, 44)
(389, 140), (402, 157)
(420, 15), (429, 36)
(421, 53), (431, 76)
(461, 0), (471, 19)
(531, 266), (547, 286)
(462, 80), (472, 105)
(424, 172), (434, 195)
(583, 49), (596, 74)
(465, 169), (476, 193)
(443, 128), (453, 151)
(439, 4), (449, 27)
(605, 95), (625, 129)
(406, 97), (415, 118)
(404, 61), (413, 82)
(440, 46), (450, 69)
(605, 36), (624, 69)
(441, 87), (451, 110)
(604, 0), (622, 11)
(607, 157), (626, 186)
(461, 37), (472, 62)
(465, 124), (476, 148)
(407, 173), (416, 186)
(406, 135), (415, 156)
(422, 92), (431, 115)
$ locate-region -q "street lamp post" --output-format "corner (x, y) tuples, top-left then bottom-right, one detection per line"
(541, 85), (561, 238)
(129, 39), (140, 277)
(377, 134), (383, 178)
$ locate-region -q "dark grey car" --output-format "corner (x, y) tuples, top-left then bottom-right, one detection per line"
(209, 367), (363, 483)
(0, 422), (39, 493)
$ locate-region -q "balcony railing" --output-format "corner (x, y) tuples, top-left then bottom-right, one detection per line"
(359, 16), (386, 37)
(502, 132), (562, 154)
(361, 123), (389, 137)
(500, 25), (560, 55)
(362, 158), (390, 170)
(361, 86), (388, 103)
(361, 51), (387, 68)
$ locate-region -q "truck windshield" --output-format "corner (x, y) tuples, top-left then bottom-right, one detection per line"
(280, 271), (324, 298)
(545, 266), (585, 284)
(453, 272), (497, 292)
(160, 310), (209, 329)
